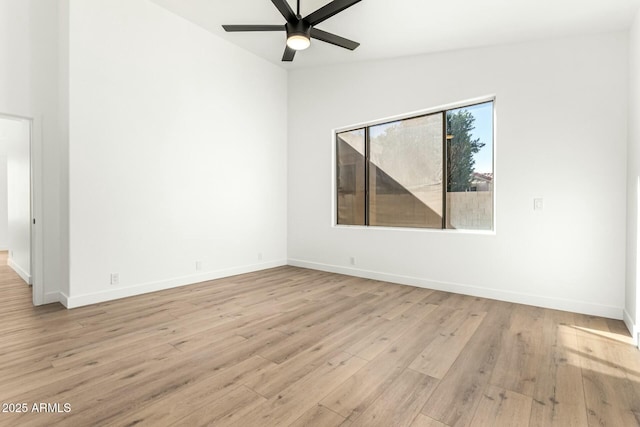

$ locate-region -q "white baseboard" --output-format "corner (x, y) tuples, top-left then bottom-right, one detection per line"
(287, 259), (624, 320)
(58, 292), (69, 308)
(44, 291), (62, 305)
(623, 309), (639, 347)
(8, 257), (31, 285)
(65, 259), (287, 309)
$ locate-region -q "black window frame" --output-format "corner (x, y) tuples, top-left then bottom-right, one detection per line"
(335, 100), (494, 231)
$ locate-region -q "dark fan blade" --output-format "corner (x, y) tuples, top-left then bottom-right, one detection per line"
(282, 45), (296, 62)
(310, 28), (359, 50)
(222, 25), (285, 32)
(271, 0), (296, 22)
(305, 0), (362, 26)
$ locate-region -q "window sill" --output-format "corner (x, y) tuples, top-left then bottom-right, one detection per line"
(332, 224), (496, 236)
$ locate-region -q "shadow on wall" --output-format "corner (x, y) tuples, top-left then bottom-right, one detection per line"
(337, 138), (494, 230)
(337, 139), (442, 228)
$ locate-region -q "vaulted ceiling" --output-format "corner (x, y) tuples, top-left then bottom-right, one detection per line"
(151, 0), (640, 68)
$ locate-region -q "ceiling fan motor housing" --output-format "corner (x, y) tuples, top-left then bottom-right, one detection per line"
(286, 20), (311, 40)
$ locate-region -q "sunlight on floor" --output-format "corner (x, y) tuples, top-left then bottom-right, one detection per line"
(572, 326), (635, 346)
(556, 323), (640, 385)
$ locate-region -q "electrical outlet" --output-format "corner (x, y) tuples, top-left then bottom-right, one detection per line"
(350, 257), (356, 266)
(195, 261), (202, 271)
(534, 198), (543, 211)
(258, 252), (263, 261)
(110, 273), (119, 285)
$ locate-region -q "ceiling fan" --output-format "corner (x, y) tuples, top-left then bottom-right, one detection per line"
(222, 0), (362, 62)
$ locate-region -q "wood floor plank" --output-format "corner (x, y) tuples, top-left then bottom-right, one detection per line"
(258, 294), (379, 364)
(0, 252), (637, 427)
(469, 385), (532, 427)
(104, 356), (274, 426)
(411, 414), (450, 427)
(345, 304), (438, 361)
(574, 316), (640, 426)
(321, 305), (456, 421)
(243, 314), (388, 398)
(0, 314), (86, 337)
(490, 304), (546, 397)
(409, 309), (486, 378)
(40, 333), (275, 426)
(5, 344), (181, 425)
(289, 404), (346, 427)
(0, 308), (175, 361)
(420, 301), (514, 427)
(380, 297), (417, 320)
(529, 310), (588, 427)
(228, 352), (368, 427)
(171, 385), (266, 427)
(1, 345), (179, 401)
(48, 321), (218, 369)
(230, 296), (344, 339)
(348, 369), (438, 427)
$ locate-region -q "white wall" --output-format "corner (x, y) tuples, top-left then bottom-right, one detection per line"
(3, 118), (31, 282)
(0, 0), (69, 303)
(288, 33), (628, 319)
(0, 1), (30, 117)
(58, 0), (70, 300)
(626, 11), (640, 339)
(0, 136), (9, 250)
(66, 0), (288, 307)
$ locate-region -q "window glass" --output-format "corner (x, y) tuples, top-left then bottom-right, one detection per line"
(369, 114), (443, 228)
(336, 129), (366, 225)
(446, 102), (494, 230)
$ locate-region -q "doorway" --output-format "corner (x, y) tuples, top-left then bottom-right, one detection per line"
(0, 115), (34, 300)
(637, 176), (640, 347)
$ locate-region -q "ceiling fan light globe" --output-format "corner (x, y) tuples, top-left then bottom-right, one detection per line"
(287, 35), (311, 50)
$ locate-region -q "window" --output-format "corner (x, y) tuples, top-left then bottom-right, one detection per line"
(336, 129), (366, 225)
(336, 100), (494, 230)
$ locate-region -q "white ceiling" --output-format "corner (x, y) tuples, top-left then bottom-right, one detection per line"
(150, 0), (640, 69)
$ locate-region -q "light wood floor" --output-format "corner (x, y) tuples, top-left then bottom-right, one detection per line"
(0, 253), (639, 426)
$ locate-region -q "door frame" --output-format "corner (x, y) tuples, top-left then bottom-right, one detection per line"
(0, 112), (43, 306)
(637, 175), (640, 348)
